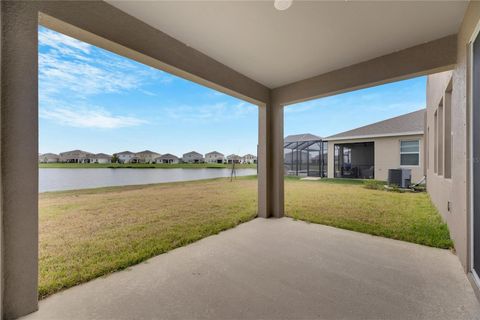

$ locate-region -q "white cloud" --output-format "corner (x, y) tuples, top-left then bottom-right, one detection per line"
(38, 28), (92, 55)
(285, 99), (326, 114)
(38, 28), (173, 97)
(39, 52), (143, 96)
(38, 27), (174, 129)
(40, 105), (146, 129)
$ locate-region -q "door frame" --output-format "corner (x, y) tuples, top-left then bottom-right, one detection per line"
(468, 19), (480, 288)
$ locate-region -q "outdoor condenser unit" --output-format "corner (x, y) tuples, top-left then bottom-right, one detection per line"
(388, 168), (412, 188)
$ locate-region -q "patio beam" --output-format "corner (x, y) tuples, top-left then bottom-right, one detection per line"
(272, 34), (457, 106)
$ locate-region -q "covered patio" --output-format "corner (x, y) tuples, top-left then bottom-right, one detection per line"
(21, 218), (480, 320)
(2, 1), (480, 319)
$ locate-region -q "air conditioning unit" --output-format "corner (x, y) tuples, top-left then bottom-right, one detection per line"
(388, 168), (412, 188)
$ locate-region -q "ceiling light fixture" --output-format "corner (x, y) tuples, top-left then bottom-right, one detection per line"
(274, 0), (292, 11)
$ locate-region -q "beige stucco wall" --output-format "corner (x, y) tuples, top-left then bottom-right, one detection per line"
(426, 2), (480, 275)
(426, 72), (454, 234)
(327, 135), (424, 182)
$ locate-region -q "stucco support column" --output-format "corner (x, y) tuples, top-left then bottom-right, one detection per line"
(1, 2), (39, 319)
(257, 100), (284, 218)
(257, 104), (268, 218)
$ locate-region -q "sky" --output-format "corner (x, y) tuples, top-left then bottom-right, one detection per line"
(284, 77), (426, 138)
(39, 26), (426, 156)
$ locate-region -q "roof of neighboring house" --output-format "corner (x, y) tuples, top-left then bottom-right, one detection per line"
(156, 153), (179, 160)
(227, 154), (241, 159)
(284, 133), (324, 150)
(40, 153), (59, 158)
(135, 150), (160, 156)
(284, 133), (322, 143)
(183, 151), (203, 157)
(242, 154), (256, 158)
(94, 153), (112, 159)
(116, 151), (135, 155)
(59, 150), (95, 157)
(325, 109), (425, 141)
(205, 151), (224, 157)
(59, 149), (91, 155)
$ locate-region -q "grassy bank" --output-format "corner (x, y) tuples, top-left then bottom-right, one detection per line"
(285, 177), (452, 249)
(39, 177), (451, 298)
(39, 162), (257, 169)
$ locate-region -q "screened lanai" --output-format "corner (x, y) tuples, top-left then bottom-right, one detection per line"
(284, 134), (328, 177)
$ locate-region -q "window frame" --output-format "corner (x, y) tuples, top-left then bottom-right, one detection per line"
(400, 139), (420, 167)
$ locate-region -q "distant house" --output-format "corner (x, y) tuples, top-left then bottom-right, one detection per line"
(92, 153), (112, 164)
(39, 153), (60, 163)
(115, 151), (135, 164)
(135, 150), (161, 164)
(155, 153), (179, 164)
(205, 151), (224, 164)
(182, 151), (204, 163)
(59, 150), (94, 163)
(242, 154), (257, 164)
(227, 154), (242, 164)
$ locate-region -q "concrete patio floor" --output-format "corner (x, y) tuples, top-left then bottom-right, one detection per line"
(23, 218), (480, 320)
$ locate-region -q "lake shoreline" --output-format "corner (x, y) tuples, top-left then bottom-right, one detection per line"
(39, 163), (257, 169)
(39, 175), (257, 194)
(39, 167), (257, 192)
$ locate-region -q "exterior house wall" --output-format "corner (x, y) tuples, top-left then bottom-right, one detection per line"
(424, 2), (480, 277)
(41, 158), (58, 163)
(426, 67), (466, 269)
(155, 157), (178, 164)
(327, 135), (424, 182)
(242, 154), (257, 164)
(39, 154), (59, 163)
(59, 150), (94, 163)
(117, 152), (135, 163)
(95, 158), (111, 164)
(205, 152), (224, 163)
(155, 154), (179, 164)
(182, 152), (204, 163)
(135, 151), (161, 163)
(227, 155), (242, 164)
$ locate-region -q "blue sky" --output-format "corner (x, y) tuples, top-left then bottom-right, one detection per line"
(285, 77), (426, 137)
(39, 26), (426, 155)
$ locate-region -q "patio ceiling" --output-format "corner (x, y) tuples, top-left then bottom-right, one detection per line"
(107, 1), (467, 88)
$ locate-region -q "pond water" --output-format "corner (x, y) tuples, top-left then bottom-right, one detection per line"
(39, 168), (257, 192)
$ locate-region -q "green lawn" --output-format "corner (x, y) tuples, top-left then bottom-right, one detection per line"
(39, 176), (451, 299)
(39, 162), (257, 169)
(285, 177), (452, 249)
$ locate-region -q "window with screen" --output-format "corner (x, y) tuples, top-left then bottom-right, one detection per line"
(400, 140), (420, 166)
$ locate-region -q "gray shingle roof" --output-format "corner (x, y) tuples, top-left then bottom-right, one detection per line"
(205, 151), (224, 157)
(95, 153), (112, 158)
(116, 151), (135, 155)
(325, 109), (425, 141)
(157, 153), (178, 160)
